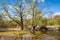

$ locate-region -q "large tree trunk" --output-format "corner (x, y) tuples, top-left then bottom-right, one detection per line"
(20, 12), (24, 30)
(20, 1), (24, 30)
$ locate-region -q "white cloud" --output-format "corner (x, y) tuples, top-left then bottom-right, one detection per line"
(53, 12), (60, 16)
(37, 0), (45, 3)
(41, 0), (45, 2)
(26, 15), (32, 19)
(8, 5), (18, 9)
(33, 0), (45, 3)
(52, 12), (60, 17)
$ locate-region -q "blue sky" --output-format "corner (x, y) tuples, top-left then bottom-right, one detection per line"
(0, 0), (60, 17)
(45, 0), (60, 13)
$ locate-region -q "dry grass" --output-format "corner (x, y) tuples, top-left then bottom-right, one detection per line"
(0, 30), (60, 40)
